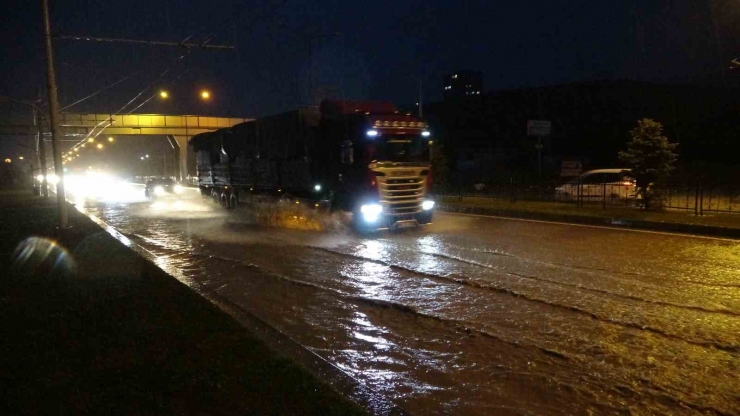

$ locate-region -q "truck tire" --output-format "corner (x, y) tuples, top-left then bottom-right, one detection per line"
(220, 192), (229, 209)
(211, 188), (219, 203)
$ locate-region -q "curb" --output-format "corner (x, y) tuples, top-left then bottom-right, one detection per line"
(438, 203), (740, 239)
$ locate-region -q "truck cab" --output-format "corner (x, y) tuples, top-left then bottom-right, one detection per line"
(320, 100), (435, 228)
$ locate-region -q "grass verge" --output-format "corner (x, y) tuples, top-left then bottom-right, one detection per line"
(440, 195), (740, 229)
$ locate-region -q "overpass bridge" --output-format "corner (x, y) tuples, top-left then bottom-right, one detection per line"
(0, 112), (252, 180)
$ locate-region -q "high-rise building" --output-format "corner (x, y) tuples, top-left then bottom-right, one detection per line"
(443, 71), (483, 100)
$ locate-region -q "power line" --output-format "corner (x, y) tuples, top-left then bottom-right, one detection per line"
(54, 35), (234, 50)
(70, 50), (194, 149)
(60, 71), (143, 111)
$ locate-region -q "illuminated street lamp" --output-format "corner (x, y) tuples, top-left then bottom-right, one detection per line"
(140, 156), (145, 160)
(4, 158), (10, 163)
(88, 137), (95, 143)
(108, 137), (114, 142)
(96, 143), (103, 150)
(159, 90), (169, 99)
(19, 156), (24, 160)
(200, 90), (211, 100)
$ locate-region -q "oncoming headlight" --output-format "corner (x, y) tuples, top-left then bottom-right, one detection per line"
(154, 185), (165, 196)
(360, 203), (383, 222)
(422, 200), (435, 211)
(173, 185), (184, 194)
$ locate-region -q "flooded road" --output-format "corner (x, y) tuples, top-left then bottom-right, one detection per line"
(76, 188), (740, 415)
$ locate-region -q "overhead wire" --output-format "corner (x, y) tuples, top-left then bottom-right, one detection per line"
(60, 71), (143, 111)
(63, 0), (291, 155)
(70, 49), (193, 148)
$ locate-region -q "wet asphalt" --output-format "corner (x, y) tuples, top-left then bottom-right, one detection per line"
(76, 188), (740, 416)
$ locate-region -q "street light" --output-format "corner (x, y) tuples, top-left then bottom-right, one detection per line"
(97, 143), (103, 150)
(4, 158), (10, 163)
(159, 90), (169, 99)
(108, 137), (114, 142)
(19, 156), (24, 160)
(74, 148), (79, 152)
(88, 137), (95, 143)
(200, 90), (211, 100)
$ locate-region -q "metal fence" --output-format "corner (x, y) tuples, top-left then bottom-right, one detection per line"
(662, 185), (739, 215)
(435, 176), (740, 215)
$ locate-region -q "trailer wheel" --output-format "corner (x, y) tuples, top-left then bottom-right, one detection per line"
(229, 193), (238, 209)
(220, 192), (229, 208)
(211, 188), (219, 203)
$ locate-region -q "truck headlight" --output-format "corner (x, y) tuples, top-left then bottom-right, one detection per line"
(422, 200), (435, 210)
(173, 185), (184, 194)
(154, 185), (165, 196)
(360, 203), (383, 222)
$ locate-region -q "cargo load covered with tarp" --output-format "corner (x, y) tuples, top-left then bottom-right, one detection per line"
(190, 108), (321, 192)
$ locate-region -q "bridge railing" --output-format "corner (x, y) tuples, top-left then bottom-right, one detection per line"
(59, 113), (248, 130)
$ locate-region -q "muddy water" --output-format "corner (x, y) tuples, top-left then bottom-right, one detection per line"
(79, 193), (740, 415)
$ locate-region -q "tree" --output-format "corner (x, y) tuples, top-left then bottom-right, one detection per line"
(618, 119), (678, 209)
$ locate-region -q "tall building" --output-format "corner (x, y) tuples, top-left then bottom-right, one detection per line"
(443, 70), (483, 100)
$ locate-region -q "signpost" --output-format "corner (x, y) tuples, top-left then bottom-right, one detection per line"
(527, 120), (551, 177)
(526, 120), (551, 137)
(560, 160), (582, 177)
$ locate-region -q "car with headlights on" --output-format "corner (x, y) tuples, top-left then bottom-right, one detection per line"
(145, 178), (184, 198)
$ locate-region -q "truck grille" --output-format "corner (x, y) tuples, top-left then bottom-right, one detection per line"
(377, 175), (426, 215)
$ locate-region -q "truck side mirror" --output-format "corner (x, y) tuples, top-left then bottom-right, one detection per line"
(341, 140), (354, 164)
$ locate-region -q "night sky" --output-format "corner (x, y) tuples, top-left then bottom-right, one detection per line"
(2, 0), (739, 119)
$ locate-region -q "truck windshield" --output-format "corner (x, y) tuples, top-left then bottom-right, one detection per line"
(373, 134), (429, 162)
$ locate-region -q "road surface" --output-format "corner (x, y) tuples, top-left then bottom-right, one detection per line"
(73, 187), (740, 415)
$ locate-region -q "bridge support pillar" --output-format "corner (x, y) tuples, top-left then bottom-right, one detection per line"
(172, 135), (192, 183)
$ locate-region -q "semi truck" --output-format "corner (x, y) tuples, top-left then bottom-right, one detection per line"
(189, 99), (435, 229)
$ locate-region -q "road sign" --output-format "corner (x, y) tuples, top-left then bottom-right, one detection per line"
(527, 120), (551, 136)
(561, 160), (582, 177)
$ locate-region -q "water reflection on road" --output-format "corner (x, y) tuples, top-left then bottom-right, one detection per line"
(74, 188), (740, 415)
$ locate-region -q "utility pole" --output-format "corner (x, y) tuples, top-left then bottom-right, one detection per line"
(34, 107), (48, 198)
(42, 0), (67, 228)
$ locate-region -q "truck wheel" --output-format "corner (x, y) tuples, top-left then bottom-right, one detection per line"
(220, 193), (229, 208)
(229, 193), (238, 210)
(211, 188), (219, 203)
